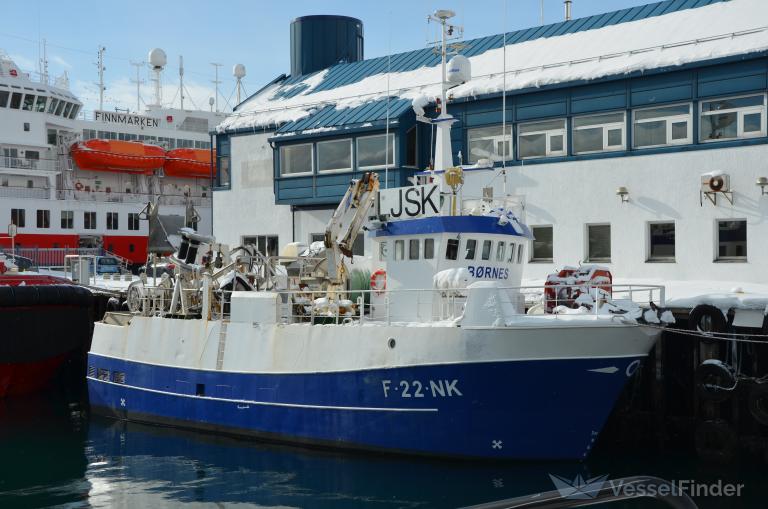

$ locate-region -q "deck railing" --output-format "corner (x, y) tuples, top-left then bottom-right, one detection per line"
(0, 156), (61, 172)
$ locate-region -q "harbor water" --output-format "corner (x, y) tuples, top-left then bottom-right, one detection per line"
(1, 384), (766, 509)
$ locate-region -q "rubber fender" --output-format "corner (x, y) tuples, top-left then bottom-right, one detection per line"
(695, 359), (737, 403)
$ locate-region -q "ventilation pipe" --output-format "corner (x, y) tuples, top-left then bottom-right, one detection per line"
(564, 0), (572, 21)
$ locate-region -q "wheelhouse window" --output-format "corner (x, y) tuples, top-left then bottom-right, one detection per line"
(106, 212), (119, 230)
(0, 90), (8, 107)
(47, 98), (58, 114)
(317, 139), (352, 173)
(394, 239), (405, 261)
(128, 213), (140, 231)
(700, 94), (766, 142)
(22, 94), (35, 111)
(518, 119), (566, 159)
(11, 208), (25, 227)
(446, 238), (459, 260)
(408, 239), (420, 260)
(84, 211), (96, 230)
(633, 103), (691, 148)
(357, 133), (394, 169)
(379, 241), (388, 261)
(36, 209), (50, 229)
(573, 112), (625, 154)
(587, 224), (611, 262)
(54, 100), (65, 116)
(716, 220), (747, 261)
(467, 125), (513, 164)
(34, 95), (47, 112)
(10, 92), (22, 109)
(424, 238), (435, 259)
(279, 143), (313, 176)
(507, 242), (516, 263)
(516, 244), (524, 263)
(531, 226), (553, 262)
(61, 210), (74, 229)
(495, 241), (506, 262)
(464, 239), (477, 260)
(648, 222), (675, 261)
(481, 240), (492, 260)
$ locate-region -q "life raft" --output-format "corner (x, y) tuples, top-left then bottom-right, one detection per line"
(70, 140), (164, 175)
(164, 148), (217, 179)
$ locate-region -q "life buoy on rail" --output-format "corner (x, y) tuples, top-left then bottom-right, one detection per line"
(74, 182), (84, 191)
(370, 269), (387, 294)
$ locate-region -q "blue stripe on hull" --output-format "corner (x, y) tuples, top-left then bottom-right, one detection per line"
(87, 353), (643, 459)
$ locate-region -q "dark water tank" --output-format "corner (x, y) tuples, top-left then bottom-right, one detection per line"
(290, 15), (363, 77)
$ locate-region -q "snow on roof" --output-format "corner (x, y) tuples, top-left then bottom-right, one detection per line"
(217, 0), (768, 134)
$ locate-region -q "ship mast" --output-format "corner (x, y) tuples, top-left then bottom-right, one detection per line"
(96, 46), (106, 110)
(427, 9), (459, 172)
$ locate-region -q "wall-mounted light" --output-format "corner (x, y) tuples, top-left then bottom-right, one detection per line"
(616, 186), (629, 203)
(756, 177), (768, 196)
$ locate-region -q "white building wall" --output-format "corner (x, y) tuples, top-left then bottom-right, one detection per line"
(463, 144), (768, 283)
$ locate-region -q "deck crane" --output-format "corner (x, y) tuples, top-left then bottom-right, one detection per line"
(324, 172), (380, 286)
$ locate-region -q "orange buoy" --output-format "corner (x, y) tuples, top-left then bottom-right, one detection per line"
(164, 148), (216, 179)
(70, 140), (164, 175)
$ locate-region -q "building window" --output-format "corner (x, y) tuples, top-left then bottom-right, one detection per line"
(394, 239), (405, 261)
(587, 224), (611, 262)
(317, 139), (352, 173)
(467, 124), (513, 164)
(379, 241), (388, 261)
(424, 238), (435, 259)
(36, 210), (50, 229)
(405, 126), (418, 167)
(128, 213), (140, 231)
(531, 226), (553, 262)
(700, 94), (766, 142)
(446, 238), (459, 260)
(464, 239), (477, 260)
(106, 212), (119, 230)
(716, 220), (747, 261)
(481, 240), (492, 260)
(573, 112), (626, 154)
(357, 133), (395, 169)
(408, 239), (420, 260)
(279, 143), (313, 176)
(242, 235), (279, 257)
(633, 103), (691, 148)
(215, 136), (230, 188)
(84, 211), (96, 230)
(61, 210), (74, 229)
(11, 208), (25, 227)
(648, 222), (675, 261)
(518, 119), (566, 159)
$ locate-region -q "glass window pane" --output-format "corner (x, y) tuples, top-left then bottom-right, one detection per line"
(701, 113), (737, 140)
(394, 240), (404, 261)
(573, 127), (603, 153)
(55, 100), (65, 116)
(517, 244), (524, 264)
(280, 144), (312, 175)
(22, 94), (35, 111)
(317, 139), (351, 172)
(532, 226), (553, 260)
(465, 239), (477, 260)
(635, 104), (690, 120)
(507, 243), (516, 262)
(357, 134), (394, 168)
(702, 95), (764, 112)
(634, 120), (666, 147)
(718, 220), (747, 259)
(446, 239), (459, 260)
(481, 240), (492, 260)
(519, 133), (546, 158)
(379, 241), (388, 260)
(573, 112), (624, 128)
(649, 223), (675, 260)
(607, 129), (623, 147)
(467, 125), (512, 163)
(744, 113), (762, 133)
(408, 239), (420, 260)
(588, 225), (611, 261)
(424, 238), (434, 259)
(10, 92), (22, 109)
(34, 96), (47, 112)
(519, 119), (565, 133)
(671, 121), (688, 140)
(496, 241), (505, 261)
(0, 90), (8, 107)
(550, 135), (563, 152)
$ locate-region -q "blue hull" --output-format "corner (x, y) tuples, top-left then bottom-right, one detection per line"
(87, 353), (643, 459)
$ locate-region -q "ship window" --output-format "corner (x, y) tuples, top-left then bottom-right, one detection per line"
(55, 100), (65, 116)
(97, 368), (110, 381)
(279, 143), (313, 176)
(518, 119), (567, 159)
(573, 112), (626, 154)
(394, 240), (405, 260)
(464, 239), (477, 260)
(196, 383), (205, 396)
(69, 104), (80, 119)
(467, 124), (513, 164)
(424, 238), (435, 259)
(61, 210), (74, 229)
(357, 133), (395, 169)
(84, 211), (97, 230)
(516, 244), (524, 263)
(587, 224), (611, 262)
(48, 129), (58, 145)
(507, 243), (516, 262)
(495, 241), (506, 261)
(700, 94), (766, 142)
(47, 98), (58, 114)
(531, 226), (554, 262)
(34, 95), (47, 112)
(0, 90), (8, 107)
(21, 94), (35, 111)
(648, 222), (675, 262)
(481, 240), (492, 260)
(62, 102), (73, 118)
(106, 212), (119, 230)
(128, 213), (140, 231)
(633, 103), (691, 148)
(446, 238), (459, 260)
(408, 239), (420, 260)
(317, 139), (352, 173)
(36, 209), (50, 229)
(379, 241), (388, 261)
(716, 219), (747, 261)
(11, 208), (25, 227)
(23, 123), (30, 132)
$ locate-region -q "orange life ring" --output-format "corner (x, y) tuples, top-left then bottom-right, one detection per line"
(370, 269), (387, 294)
(75, 182), (84, 191)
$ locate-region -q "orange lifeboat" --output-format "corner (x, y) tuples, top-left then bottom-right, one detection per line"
(70, 140), (164, 175)
(163, 148), (216, 179)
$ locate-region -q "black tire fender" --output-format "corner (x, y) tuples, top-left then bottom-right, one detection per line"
(695, 359), (737, 403)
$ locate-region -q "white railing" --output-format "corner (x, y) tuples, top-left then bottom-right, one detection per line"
(0, 156), (62, 172)
(0, 186), (50, 199)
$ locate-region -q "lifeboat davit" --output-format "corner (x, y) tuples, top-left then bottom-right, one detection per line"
(70, 140), (164, 175)
(164, 148), (216, 178)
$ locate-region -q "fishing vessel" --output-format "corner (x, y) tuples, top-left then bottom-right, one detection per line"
(0, 48), (223, 266)
(86, 15), (668, 458)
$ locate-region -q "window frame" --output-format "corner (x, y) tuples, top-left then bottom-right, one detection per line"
(446, 238), (459, 260)
(279, 143), (314, 177)
(632, 102), (692, 149)
(106, 212), (119, 231)
(36, 209), (50, 229)
(408, 238), (420, 260)
(394, 239), (405, 261)
(572, 111), (626, 155)
(517, 118), (567, 160)
(316, 138), (353, 173)
(83, 211), (97, 230)
(464, 239), (477, 260)
(586, 223), (612, 263)
(424, 238), (435, 260)
(647, 221), (676, 262)
(356, 133), (396, 170)
(699, 93), (767, 144)
(128, 213), (140, 231)
(530, 225), (554, 263)
(715, 219), (747, 262)
(11, 208), (25, 228)
(466, 123), (514, 164)
(61, 210), (74, 230)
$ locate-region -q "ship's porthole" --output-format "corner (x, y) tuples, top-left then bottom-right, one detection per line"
(388, 338), (396, 349)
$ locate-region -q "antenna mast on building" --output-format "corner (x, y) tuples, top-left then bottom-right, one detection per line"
(96, 46), (106, 110)
(179, 55), (185, 110)
(129, 60), (145, 112)
(233, 64), (246, 105)
(210, 62), (222, 112)
(540, 0), (545, 25)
